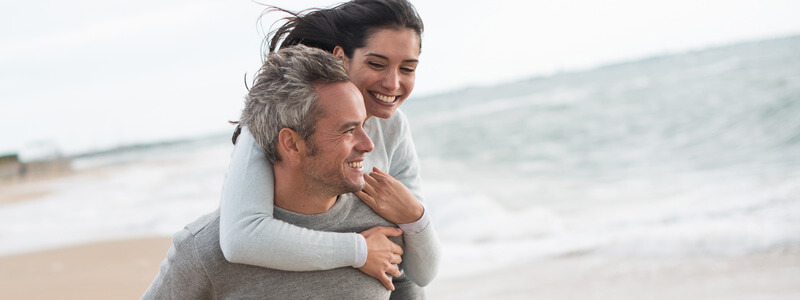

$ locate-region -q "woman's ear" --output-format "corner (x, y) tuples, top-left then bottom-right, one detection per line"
(332, 46), (348, 65)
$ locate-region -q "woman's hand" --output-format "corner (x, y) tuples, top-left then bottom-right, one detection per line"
(356, 167), (424, 225)
(358, 226), (404, 290)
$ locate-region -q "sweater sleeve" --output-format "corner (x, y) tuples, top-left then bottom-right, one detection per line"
(388, 111), (442, 286)
(218, 127), (364, 270)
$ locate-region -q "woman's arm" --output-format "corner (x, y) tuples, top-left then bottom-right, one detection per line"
(218, 127), (362, 270)
(389, 112), (441, 286)
(358, 168), (441, 287)
(357, 111), (442, 286)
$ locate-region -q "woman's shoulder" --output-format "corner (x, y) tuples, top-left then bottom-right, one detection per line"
(389, 109), (409, 124)
(365, 109), (414, 158)
(369, 109), (410, 132)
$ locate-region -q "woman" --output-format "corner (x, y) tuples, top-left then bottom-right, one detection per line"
(220, 0), (439, 295)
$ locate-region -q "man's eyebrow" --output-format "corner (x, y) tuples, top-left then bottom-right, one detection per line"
(338, 121), (362, 131)
(364, 53), (419, 63)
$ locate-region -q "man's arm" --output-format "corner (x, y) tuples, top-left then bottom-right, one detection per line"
(142, 229), (214, 299)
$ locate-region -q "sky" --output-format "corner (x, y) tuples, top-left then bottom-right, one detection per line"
(2, 0), (800, 159)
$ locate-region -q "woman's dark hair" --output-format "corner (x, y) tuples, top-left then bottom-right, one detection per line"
(233, 0), (424, 145)
(262, 0), (424, 59)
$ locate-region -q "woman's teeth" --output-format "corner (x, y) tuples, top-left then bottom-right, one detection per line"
(373, 93), (396, 103)
(347, 161), (363, 168)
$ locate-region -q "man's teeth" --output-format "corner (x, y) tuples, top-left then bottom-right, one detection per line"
(347, 161), (363, 168)
(374, 93), (396, 103)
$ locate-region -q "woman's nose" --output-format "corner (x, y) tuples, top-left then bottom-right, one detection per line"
(381, 70), (400, 91)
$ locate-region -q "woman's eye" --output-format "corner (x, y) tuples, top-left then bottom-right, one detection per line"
(401, 67), (416, 73)
(368, 61), (385, 68)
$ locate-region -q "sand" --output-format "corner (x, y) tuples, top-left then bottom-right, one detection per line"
(0, 237), (172, 300)
(426, 249), (800, 300)
(1, 237), (798, 299)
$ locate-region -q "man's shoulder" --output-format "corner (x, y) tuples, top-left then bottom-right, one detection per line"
(172, 210), (223, 263)
(184, 210), (221, 236)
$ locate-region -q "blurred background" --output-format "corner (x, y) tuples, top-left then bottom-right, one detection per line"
(2, 0), (799, 299)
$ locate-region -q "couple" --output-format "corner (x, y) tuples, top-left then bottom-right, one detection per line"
(143, 0), (440, 299)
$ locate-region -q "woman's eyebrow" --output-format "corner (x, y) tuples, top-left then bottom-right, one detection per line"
(364, 53), (419, 63)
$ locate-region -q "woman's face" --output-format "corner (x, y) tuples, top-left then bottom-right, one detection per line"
(343, 28), (420, 119)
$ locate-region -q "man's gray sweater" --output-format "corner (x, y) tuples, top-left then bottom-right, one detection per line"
(142, 194), (422, 299)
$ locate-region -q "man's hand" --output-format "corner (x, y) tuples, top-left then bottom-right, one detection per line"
(358, 226), (404, 290)
(356, 167), (424, 224)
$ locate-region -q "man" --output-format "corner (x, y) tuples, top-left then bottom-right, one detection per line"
(142, 45), (423, 299)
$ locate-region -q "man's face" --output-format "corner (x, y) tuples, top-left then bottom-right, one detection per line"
(300, 81), (374, 195)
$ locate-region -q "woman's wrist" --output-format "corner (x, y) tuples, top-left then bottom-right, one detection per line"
(398, 204), (429, 236)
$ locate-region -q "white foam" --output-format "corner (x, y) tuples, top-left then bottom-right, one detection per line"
(0, 143), (231, 256)
(417, 167), (800, 275)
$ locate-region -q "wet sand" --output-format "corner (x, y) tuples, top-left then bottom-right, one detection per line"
(1, 237), (797, 299)
(426, 248), (800, 300)
(0, 237), (172, 300)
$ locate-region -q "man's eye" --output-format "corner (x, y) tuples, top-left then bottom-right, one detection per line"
(344, 128), (355, 134)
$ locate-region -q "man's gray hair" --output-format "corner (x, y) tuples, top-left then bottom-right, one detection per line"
(240, 45), (350, 163)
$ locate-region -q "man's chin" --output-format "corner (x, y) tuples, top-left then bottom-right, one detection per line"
(346, 181), (366, 194)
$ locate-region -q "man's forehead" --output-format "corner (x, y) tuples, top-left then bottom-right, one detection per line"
(313, 81), (365, 127)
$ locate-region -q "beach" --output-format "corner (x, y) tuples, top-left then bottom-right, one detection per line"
(426, 248), (800, 300)
(1, 136), (798, 299)
(0, 237), (171, 299)
(2, 162), (798, 299)
(2, 36), (800, 299)
(1, 234), (797, 299)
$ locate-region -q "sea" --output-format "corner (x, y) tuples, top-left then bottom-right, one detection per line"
(402, 35), (800, 274)
(1, 35), (799, 276)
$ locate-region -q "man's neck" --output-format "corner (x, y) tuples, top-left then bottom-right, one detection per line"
(273, 165), (338, 215)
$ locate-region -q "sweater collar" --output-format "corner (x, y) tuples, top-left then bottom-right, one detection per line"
(272, 193), (356, 230)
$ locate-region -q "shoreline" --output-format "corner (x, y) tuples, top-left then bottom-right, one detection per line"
(1, 237), (797, 299)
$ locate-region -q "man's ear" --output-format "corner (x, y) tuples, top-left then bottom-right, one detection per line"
(277, 128), (304, 161)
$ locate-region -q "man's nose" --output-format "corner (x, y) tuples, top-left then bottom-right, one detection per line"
(356, 128), (374, 153)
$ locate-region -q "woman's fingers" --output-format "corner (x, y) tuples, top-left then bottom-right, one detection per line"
(361, 174), (379, 195)
(372, 167), (390, 177)
(355, 190), (375, 206)
(364, 172), (383, 187)
(391, 253), (402, 265)
(376, 272), (395, 291)
(357, 168), (423, 224)
(358, 226), (403, 291)
(388, 264), (401, 278)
